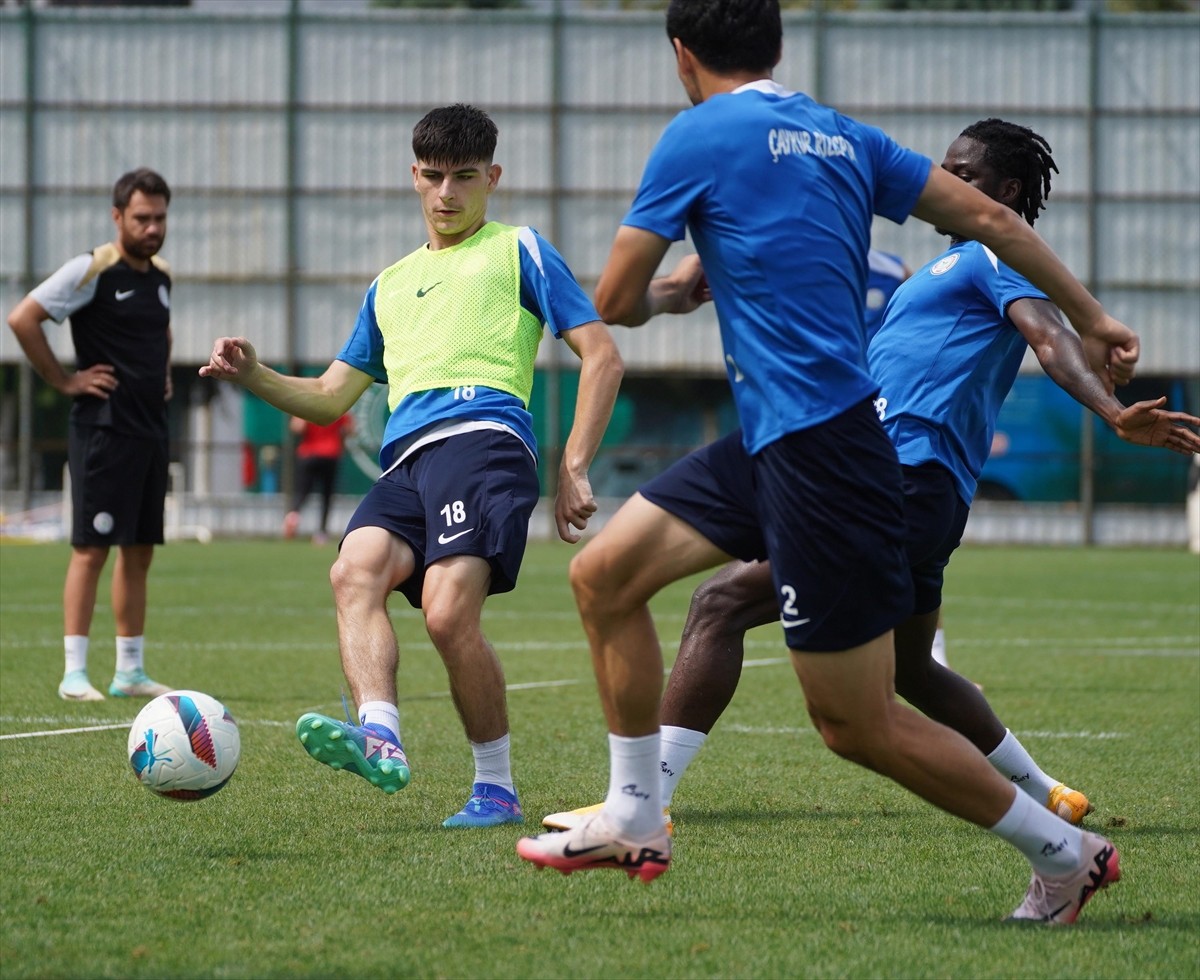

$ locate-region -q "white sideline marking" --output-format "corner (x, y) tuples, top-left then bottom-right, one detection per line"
(506, 678), (581, 691)
(0, 654), (1143, 742)
(0, 722), (129, 740)
(0, 716), (1130, 743)
(0, 678), (589, 740)
(723, 724), (1128, 740)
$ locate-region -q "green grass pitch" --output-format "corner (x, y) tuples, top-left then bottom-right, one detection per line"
(1, 537), (1197, 978)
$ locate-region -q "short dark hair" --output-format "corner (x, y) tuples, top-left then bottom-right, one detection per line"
(412, 104), (498, 168)
(112, 168), (171, 209)
(666, 0), (781, 75)
(960, 118), (1058, 227)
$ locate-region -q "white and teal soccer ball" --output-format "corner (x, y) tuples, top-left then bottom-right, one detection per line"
(128, 691), (240, 801)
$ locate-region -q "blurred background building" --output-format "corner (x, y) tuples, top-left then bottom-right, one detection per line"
(0, 0), (1196, 543)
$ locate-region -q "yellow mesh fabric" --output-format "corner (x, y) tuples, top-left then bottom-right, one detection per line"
(373, 222), (544, 411)
(79, 243), (122, 287)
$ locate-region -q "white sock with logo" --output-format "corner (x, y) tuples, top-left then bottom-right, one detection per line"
(986, 728), (1058, 805)
(468, 734), (514, 793)
(64, 635), (89, 675)
(115, 635), (144, 674)
(660, 725), (708, 809)
(990, 784), (1082, 874)
(605, 732), (662, 839)
(358, 701), (401, 743)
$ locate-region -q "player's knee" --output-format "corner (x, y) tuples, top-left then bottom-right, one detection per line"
(71, 546), (109, 574)
(568, 546), (608, 612)
(685, 575), (747, 634)
(421, 596), (467, 652)
(809, 713), (886, 769)
(329, 553), (377, 606)
(815, 724), (865, 765)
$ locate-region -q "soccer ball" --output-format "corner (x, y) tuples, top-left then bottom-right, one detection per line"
(127, 690), (240, 801)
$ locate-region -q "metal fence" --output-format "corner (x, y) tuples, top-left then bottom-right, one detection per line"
(1, 3), (1197, 538)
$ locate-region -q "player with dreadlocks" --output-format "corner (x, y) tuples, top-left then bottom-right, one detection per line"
(541, 119), (1200, 877)
(960, 117), (1058, 226)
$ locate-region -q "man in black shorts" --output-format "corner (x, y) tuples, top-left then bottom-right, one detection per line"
(7, 168), (175, 702)
(201, 105), (623, 828)
(516, 2), (1143, 926)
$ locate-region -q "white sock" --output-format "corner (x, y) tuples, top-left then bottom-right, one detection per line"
(990, 784), (1082, 874)
(357, 701), (401, 742)
(931, 627), (949, 667)
(605, 732), (662, 839)
(64, 635), (89, 675)
(469, 734), (514, 793)
(660, 725), (708, 809)
(115, 636), (144, 674)
(986, 729), (1058, 805)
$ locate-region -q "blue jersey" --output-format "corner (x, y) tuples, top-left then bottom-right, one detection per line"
(337, 226), (599, 467)
(868, 240), (1049, 504)
(623, 80), (931, 453)
(864, 249), (908, 342)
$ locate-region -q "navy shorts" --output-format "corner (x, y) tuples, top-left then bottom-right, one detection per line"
(343, 429), (540, 609)
(68, 425), (167, 547)
(638, 430), (767, 563)
(901, 462), (970, 616)
(753, 399), (914, 652)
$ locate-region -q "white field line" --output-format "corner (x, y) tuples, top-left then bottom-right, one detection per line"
(3, 596), (1196, 619)
(0, 722), (130, 740)
(0, 640), (1183, 741)
(722, 724), (1129, 739)
(1, 659), (763, 740)
(2, 636), (1191, 657)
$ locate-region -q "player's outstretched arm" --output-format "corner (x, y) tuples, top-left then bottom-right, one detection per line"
(1014, 298), (1199, 456)
(911, 167), (1139, 385)
(199, 335), (259, 382)
(199, 337), (372, 425)
(554, 320), (624, 543)
(1112, 399), (1200, 456)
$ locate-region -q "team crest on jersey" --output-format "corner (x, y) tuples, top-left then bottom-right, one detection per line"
(158, 285), (170, 309)
(930, 254), (959, 276)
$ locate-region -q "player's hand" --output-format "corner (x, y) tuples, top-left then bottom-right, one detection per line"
(199, 337), (259, 382)
(1080, 315), (1138, 391)
(657, 255), (711, 316)
(554, 470), (598, 544)
(1113, 397), (1200, 455)
(64, 363), (117, 399)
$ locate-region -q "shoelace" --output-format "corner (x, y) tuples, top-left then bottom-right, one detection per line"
(1021, 872), (1049, 916)
(340, 691), (356, 727)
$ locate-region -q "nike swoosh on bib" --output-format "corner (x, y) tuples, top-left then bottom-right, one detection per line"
(115, 289), (136, 301)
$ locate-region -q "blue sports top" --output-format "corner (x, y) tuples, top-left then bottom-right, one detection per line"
(337, 224), (599, 468)
(868, 239), (1049, 504)
(622, 80), (931, 454)
(864, 249), (908, 342)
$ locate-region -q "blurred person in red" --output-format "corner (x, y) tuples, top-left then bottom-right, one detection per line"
(284, 413), (353, 545)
